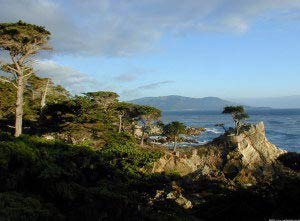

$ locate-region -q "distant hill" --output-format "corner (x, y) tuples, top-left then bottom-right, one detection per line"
(129, 95), (237, 111)
(230, 95), (300, 109)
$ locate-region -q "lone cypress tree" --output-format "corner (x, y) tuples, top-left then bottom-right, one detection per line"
(0, 21), (51, 136)
(222, 106), (249, 135)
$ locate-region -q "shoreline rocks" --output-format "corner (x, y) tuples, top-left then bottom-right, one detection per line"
(151, 122), (286, 185)
(185, 126), (206, 136)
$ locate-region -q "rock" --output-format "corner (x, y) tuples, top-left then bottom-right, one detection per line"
(149, 185), (193, 209)
(42, 134), (55, 140)
(152, 147), (222, 176)
(166, 191), (193, 209)
(152, 122), (286, 185)
(232, 122), (285, 165)
(221, 122), (286, 182)
(185, 127), (206, 136)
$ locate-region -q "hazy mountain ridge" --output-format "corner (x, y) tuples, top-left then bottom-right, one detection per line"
(129, 95), (237, 111)
(230, 95), (300, 109)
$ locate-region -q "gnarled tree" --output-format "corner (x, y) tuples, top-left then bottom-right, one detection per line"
(215, 123), (227, 132)
(84, 91), (119, 111)
(136, 105), (161, 146)
(113, 102), (137, 133)
(27, 75), (71, 109)
(0, 21), (51, 136)
(222, 106), (249, 135)
(163, 121), (186, 151)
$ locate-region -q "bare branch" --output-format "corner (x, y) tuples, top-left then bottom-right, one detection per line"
(23, 66), (32, 71)
(24, 59), (37, 66)
(10, 54), (21, 72)
(23, 72), (33, 79)
(0, 77), (17, 89)
(3, 65), (18, 73)
(7, 125), (15, 129)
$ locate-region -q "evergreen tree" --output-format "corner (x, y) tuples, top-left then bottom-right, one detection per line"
(0, 21), (51, 136)
(222, 106), (249, 135)
(136, 105), (161, 146)
(163, 121), (186, 151)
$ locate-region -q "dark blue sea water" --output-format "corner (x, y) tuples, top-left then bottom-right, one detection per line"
(162, 109), (300, 152)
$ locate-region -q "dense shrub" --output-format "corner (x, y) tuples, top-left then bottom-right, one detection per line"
(278, 152), (300, 172)
(0, 134), (177, 220)
(0, 192), (62, 221)
(99, 134), (162, 176)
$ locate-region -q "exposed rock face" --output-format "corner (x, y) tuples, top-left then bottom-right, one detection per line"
(222, 122), (286, 182)
(152, 122), (286, 184)
(228, 122), (285, 166)
(185, 127), (206, 136)
(152, 148), (222, 176)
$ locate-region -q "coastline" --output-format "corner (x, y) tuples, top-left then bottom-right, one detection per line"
(162, 108), (300, 152)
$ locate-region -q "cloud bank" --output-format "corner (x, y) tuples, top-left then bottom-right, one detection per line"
(1, 0), (300, 57)
(34, 60), (101, 94)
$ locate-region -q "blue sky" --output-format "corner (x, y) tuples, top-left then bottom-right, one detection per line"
(1, 0), (300, 100)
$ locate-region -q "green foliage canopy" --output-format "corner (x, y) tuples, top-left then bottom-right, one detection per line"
(163, 121), (186, 138)
(163, 121), (186, 150)
(0, 20), (51, 56)
(222, 106), (249, 135)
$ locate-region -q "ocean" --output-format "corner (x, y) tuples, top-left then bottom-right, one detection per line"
(162, 109), (300, 152)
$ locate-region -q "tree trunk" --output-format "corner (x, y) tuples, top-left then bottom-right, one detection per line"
(222, 126), (226, 132)
(131, 121), (136, 136)
(233, 116), (239, 135)
(118, 115), (123, 133)
(40, 78), (50, 109)
(236, 122), (240, 135)
(140, 127), (145, 147)
(15, 76), (24, 137)
(173, 136), (177, 151)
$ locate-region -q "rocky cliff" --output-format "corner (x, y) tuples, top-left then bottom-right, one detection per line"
(152, 122), (286, 184)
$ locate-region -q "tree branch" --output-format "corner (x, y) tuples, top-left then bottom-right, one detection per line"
(23, 72), (33, 79)
(2, 65), (18, 73)
(0, 77), (17, 89)
(10, 53), (21, 73)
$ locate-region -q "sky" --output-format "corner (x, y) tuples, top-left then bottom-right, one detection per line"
(0, 0), (300, 101)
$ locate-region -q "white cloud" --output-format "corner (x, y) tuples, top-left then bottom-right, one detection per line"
(114, 67), (150, 82)
(1, 0), (300, 56)
(121, 80), (175, 99)
(34, 60), (101, 94)
(114, 74), (139, 82)
(137, 81), (175, 90)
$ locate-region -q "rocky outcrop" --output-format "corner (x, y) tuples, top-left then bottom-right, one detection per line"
(220, 122), (286, 182)
(185, 127), (206, 136)
(152, 147), (222, 176)
(152, 122), (286, 184)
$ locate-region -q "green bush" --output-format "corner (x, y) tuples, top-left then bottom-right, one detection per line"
(0, 134), (170, 220)
(278, 152), (300, 172)
(100, 134), (163, 178)
(0, 192), (63, 221)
